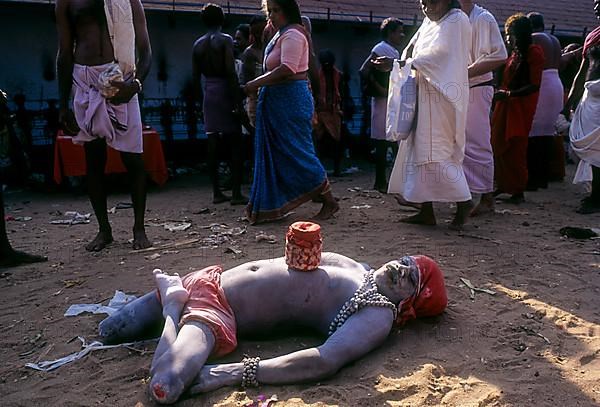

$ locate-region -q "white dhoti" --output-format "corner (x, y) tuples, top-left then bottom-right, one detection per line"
(389, 141), (472, 203)
(388, 75), (471, 203)
(370, 96), (387, 140)
(529, 69), (564, 137)
(570, 79), (600, 184)
(463, 85), (494, 194)
(388, 9), (472, 203)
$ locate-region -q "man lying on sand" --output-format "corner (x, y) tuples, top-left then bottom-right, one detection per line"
(99, 252), (448, 404)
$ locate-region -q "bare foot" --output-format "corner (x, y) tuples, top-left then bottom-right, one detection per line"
(153, 269), (189, 309)
(469, 193), (496, 216)
(85, 230), (113, 252)
(149, 374), (185, 405)
(0, 249), (47, 268)
(399, 212), (437, 226)
(393, 195), (422, 210)
(313, 201), (340, 221)
(132, 229), (152, 250)
(450, 201), (475, 231)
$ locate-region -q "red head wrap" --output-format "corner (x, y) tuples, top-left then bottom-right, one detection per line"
(395, 255), (448, 326)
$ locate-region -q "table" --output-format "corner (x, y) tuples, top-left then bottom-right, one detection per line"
(53, 129), (168, 186)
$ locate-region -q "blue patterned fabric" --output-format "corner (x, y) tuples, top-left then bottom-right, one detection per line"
(246, 80), (328, 224)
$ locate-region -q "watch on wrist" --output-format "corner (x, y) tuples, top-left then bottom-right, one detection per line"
(133, 78), (143, 93)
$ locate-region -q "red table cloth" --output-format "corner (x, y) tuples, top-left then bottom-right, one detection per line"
(53, 129), (168, 186)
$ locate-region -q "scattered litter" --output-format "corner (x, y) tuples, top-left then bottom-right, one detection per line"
(116, 202), (133, 210)
(163, 222), (192, 232)
(193, 207), (211, 215)
(255, 232), (277, 244)
(245, 394), (279, 407)
(495, 209), (529, 215)
(25, 336), (156, 372)
(519, 325), (551, 344)
(50, 211), (91, 225)
(347, 186), (362, 192)
(63, 279), (85, 289)
(559, 226), (600, 240)
(64, 290), (137, 317)
(351, 204), (372, 210)
(161, 250), (180, 255)
(459, 277), (496, 300)
(458, 233), (503, 245)
(342, 166), (360, 175)
(224, 246), (243, 255)
(132, 238), (201, 254)
(7, 216), (33, 222)
(145, 253), (161, 261)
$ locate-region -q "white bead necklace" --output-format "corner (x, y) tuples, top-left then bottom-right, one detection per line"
(327, 269), (397, 336)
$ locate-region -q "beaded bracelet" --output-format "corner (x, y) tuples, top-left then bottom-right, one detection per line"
(241, 356), (260, 388)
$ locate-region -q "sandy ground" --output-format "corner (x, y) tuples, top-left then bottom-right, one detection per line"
(0, 162), (599, 407)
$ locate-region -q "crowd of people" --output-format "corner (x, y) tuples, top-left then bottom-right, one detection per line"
(0, 0), (597, 249)
(0, 0), (598, 257)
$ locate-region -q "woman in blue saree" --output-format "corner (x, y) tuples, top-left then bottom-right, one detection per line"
(243, 0), (339, 224)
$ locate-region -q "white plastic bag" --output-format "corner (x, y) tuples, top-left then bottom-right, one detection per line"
(386, 60), (417, 142)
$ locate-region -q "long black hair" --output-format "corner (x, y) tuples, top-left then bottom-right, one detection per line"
(506, 13), (533, 57)
(262, 0), (302, 25)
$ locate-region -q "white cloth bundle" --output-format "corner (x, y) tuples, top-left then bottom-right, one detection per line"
(386, 60), (417, 142)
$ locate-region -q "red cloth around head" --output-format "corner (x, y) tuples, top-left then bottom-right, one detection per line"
(395, 255), (448, 326)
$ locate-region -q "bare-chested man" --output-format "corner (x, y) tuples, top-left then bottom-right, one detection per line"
(193, 4), (246, 206)
(526, 12), (565, 190)
(98, 252), (447, 404)
(565, 0), (600, 214)
(240, 15), (267, 127)
(0, 90), (47, 267)
(56, 0), (152, 251)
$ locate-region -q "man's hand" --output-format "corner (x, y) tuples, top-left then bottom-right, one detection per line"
(494, 89), (510, 101)
(108, 79), (140, 105)
(371, 56), (404, 72)
(188, 363), (242, 394)
(242, 81), (259, 96)
(59, 107), (80, 136)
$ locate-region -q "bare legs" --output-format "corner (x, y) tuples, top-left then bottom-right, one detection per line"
(84, 139), (113, 251)
(313, 189), (340, 221)
(121, 151), (152, 249)
(83, 139), (151, 251)
(400, 202), (436, 226)
(577, 166), (600, 214)
(374, 140), (396, 193)
(0, 189), (47, 267)
(207, 132), (247, 205)
(470, 192), (495, 216)
(149, 269), (216, 405)
(399, 200), (474, 230)
(449, 200), (475, 231)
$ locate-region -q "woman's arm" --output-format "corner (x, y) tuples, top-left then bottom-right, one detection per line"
(244, 29), (308, 94)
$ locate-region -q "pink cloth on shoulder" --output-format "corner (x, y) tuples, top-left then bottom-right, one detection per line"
(264, 28), (309, 74)
(180, 265), (238, 358)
